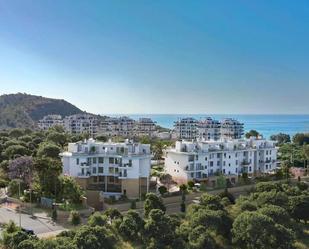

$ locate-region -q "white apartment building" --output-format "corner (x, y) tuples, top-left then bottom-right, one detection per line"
(220, 118), (244, 139)
(174, 117), (198, 140)
(38, 115), (64, 130)
(197, 117), (221, 140)
(173, 117), (245, 141)
(99, 116), (157, 138)
(64, 114), (98, 138)
(100, 116), (135, 137)
(164, 137), (278, 186)
(60, 138), (151, 198)
(133, 118), (157, 137)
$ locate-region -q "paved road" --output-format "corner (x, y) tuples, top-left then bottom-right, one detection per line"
(0, 207), (64, 235)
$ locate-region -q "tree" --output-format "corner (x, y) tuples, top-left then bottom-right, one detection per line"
(73, 225), (116, 249)
(158, 185), (167, 196)
(270, 133), (291, 145)
(88, 212), (108, 227)
(232, 211), (294, 249)
(144, 209), (180, 248)
(258, 205), (291, 227)
(59, 176), (83, 204)
(46, 131), (67, 147)
(288, 195), (309, 222)
(118, 210), (144, 241)
(37, 142), (61, 158)
(199, 193), (224, 210)
(8, 156), (33, 186)
(4, 145), (30, 159)
(188, 225), (216, 249)
(189, 208), (232, 237)
(293, 133), (309, 146)
(69, 210), (81, 226)
(9, 128), (24, 138)
(144, 193), (166, 217)
(245, 130), (260, 138)
(218, 188), (235, 204)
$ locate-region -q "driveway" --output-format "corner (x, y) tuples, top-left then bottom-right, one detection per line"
(0, 206), (64, 235)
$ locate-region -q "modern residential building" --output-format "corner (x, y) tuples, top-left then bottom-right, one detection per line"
(38, 115), (64, 130)
(197, 117), (221, 140)
(220, 118), (244, 139)
(173, 117), (244, 141)
(99, 116), (157, 138)
(60, 138), (151, 199)
(133, 118), (157, 137)
(164, 137), (278, 186)
(100, 116), (135, 137)
(63, 114), (98, 137)
(173, 117), (198, 140)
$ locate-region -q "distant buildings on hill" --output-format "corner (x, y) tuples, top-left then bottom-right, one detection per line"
(38, 114), (244, 141)
(38, 114), (161, 138)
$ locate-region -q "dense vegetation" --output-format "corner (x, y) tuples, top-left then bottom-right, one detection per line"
(1, 181), (308, 249)
(0, 93), (83, 128)
(0, 126), (84, 205)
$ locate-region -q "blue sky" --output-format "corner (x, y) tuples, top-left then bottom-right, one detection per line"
(0, 0), (308, 114)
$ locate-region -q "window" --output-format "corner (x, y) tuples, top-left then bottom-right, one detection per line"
(210, 161), (214, 167)
(205, 157), (208, 161)
(249, 166), (252, 172)
(236, 160), (238, 165)
(128, 159), (132, 167)
(223, 169), (225, 174)
(93, 157), (97, 164)
(98, 167), (103, 174)
(235, 153), (238, 158)
(224, 153), (226, 158)
(223, 161), (226, 166)
(98, 157), (104, 164)
(217, 161), (220, 166)
(109, 167), (114, 174)
(217, 153), (220, 158)
(92, 167), (97, 174)
(76, 158), (79, 165)
(229, 155), (231, 159)
(109, 157), (115, 164)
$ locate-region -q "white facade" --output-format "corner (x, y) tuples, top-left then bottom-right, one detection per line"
(38, 115), (64, 130)
(197, 117), (221, 140)
(100, 116), (135, 137)
(174, 117), (198, 140)
(173, 117), (244, 141)
(63, 114), (98, 137)
(164, 137), (278, 184)
(99, 116), (157, 138)
(220, 118), (244, 139)
(60, 139), (151, 196)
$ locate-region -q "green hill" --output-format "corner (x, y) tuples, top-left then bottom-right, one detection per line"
(0, 93), (83, 129)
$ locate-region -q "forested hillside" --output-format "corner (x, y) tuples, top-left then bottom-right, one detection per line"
(0, 93), (83, 129)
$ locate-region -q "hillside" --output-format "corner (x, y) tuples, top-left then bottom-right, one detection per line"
(0, 93), (83, 129)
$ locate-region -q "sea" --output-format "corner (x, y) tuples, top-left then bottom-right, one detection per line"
(107, 114), (309, 139)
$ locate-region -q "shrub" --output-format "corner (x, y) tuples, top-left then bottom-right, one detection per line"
(69, 210), (81, 226)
